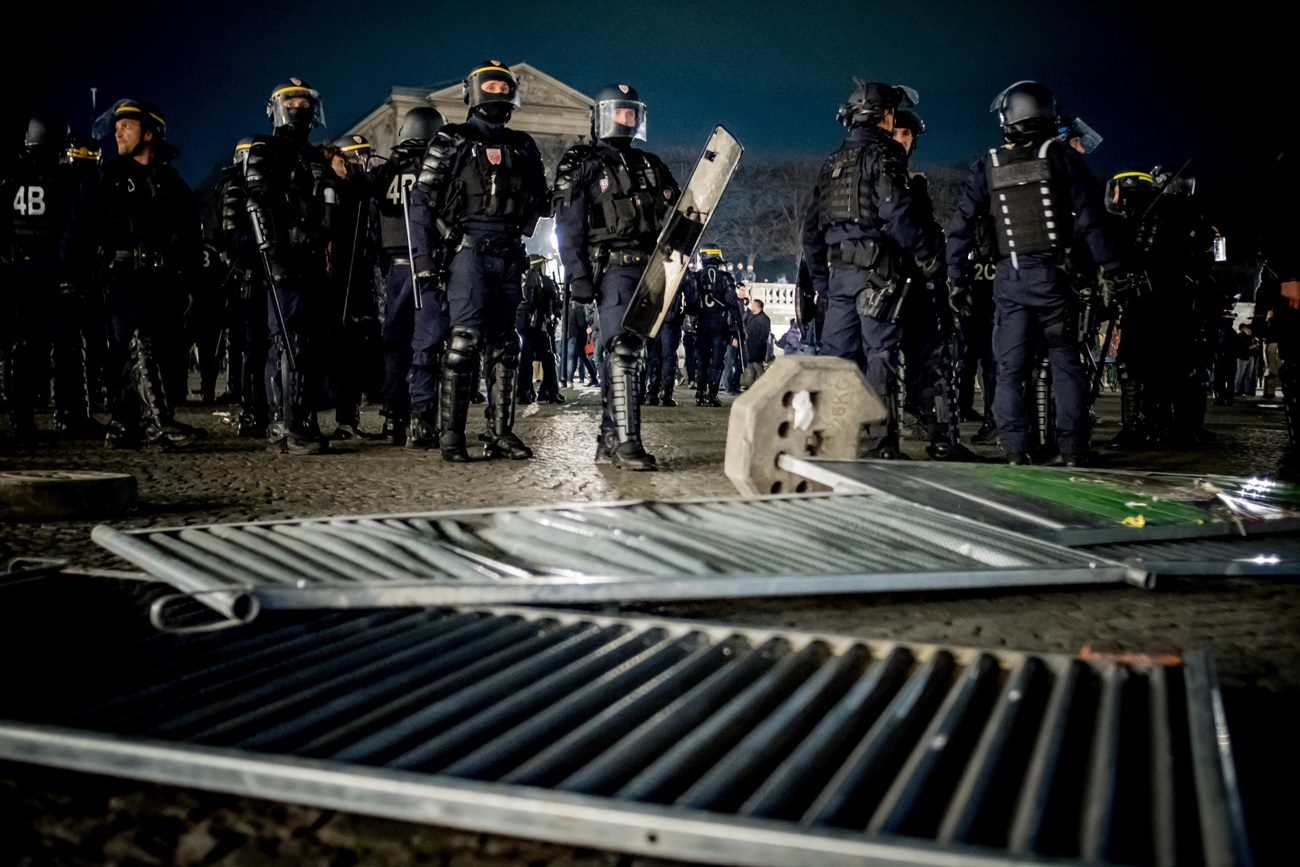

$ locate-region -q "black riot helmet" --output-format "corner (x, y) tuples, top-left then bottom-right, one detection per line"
(1151, 164), (1196, 196)
(232, 136), (254, 167)
(462, 60), (520, 122)
(893, 108), (925, 154)
(990, 81), (1058, 143)
(1105, 170), (1157, 218)
(592, 83), (647, 143)
(92, 99), (167, 141)
(398, 106), (445, 146)
(267, 78), (325, 134)
(1058, 115), (1103, 154)
(62, 132), (101, 167)
(25, 112), (70, 152)
(836, 79), (919, 129)
(699, 245), (726, 265)
(335, 133), (372, 164)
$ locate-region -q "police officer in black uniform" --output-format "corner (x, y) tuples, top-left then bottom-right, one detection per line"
(947, 81), (1123, 465)
(552, 83), (679, 469)
(890, 108), (973, 460)
(243, 78), (336, 455)
(410, 61), (548, 463)
(646, 281), (686, 406)
(61, 130), (109, 419)
(327, 133), (381, 440)
(1258, 150), (1300, 466)
(216, 138), (269, 437)
(369, 106), (445, 447)
(685, 247), (742, 407)
(802, 80), (945, 457)
(62, 100), (205, 448)
(517, 255), (564, 404)
(3, 113), (99, 437)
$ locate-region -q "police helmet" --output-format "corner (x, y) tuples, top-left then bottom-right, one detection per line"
(1105, 170), (1157, 218)
(699, 245), (726, 263)
(335, 133), (372, 162)
(893, 108), (925, 153)
(398, 106), (445, 145)
(990, 81), (1058, 143)
(462, 61), (521, 111)
(62, 132), (101, 166)
(1058, 116), (1103, 154)
(529, 254), (549, 269)
(232, 136), (255, 167)
(1151, 164), (1196, 196)
(592, 84), (647, 143)
(92, 99), (167, 141)
(267, 78), (325, 132)
(836, 79), (919, 129)
(25, 113), (70, 150)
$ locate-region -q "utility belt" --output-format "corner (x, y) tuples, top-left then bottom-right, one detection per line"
(604, 250), (651, 267)
(109, 247), (168, 270)
(456, 235), (524, 259)
(831, 239), (908, 322)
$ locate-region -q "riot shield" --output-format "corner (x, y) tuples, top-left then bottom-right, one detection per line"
(621, 126), (743, 339)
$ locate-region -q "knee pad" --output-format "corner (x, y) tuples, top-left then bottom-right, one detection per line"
(489, 332), (521, 368)
(445, 327), (482, 372)
(610, 335), (642, 363)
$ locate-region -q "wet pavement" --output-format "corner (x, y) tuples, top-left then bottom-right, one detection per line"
(0, 383), (1296, 865)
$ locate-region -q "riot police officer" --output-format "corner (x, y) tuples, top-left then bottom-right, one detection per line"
(802, 80), (945, 457)
(243, 78), (337, 455)
(1258, 150), (1300, 467)
(685, 247), (742, 407)
(368, 106), (445, 447)
(3, 113), (99, 437)
(515, 255), (564, 404)
(327, 133), (381, 440)
(410, 61), (548, 463)
(216, 138), (268, 437)
(552, 83), (679, 469)
(947, 81), (1123, 465)
(890, 108), (973, 460)
(62, 100), (205, 448)
(646, 280), (686, 406)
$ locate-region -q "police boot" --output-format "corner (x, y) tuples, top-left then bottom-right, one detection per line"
(382, 415), (408, 447)
(128, 331), (206, 449)
(645, 387), (660, 407)
(701, 381), (723, 407)
(439, 328), (478, 462)
(1108, 364), (1148, 450)
(53, 333), (103, 438)
(604, 339), (657, 471)
(482, 341), (532, 460)
(926, 424), (979, 462)
(971, 419), (996, 444)
(407, 410), (439, 450)
(273, 339), (324, 456)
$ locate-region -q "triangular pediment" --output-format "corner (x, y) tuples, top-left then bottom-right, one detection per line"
(426, 62), (593, 110)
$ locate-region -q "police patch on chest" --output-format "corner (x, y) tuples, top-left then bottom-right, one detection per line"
(599, 175), (610, 192)
(486, 148), (502, 166)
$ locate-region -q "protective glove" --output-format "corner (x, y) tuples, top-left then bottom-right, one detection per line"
(1098, 267), (1135, 310)
(949, 277), (975, 319)
(918, 254), (944, 281)
(569, 276), (595, 304)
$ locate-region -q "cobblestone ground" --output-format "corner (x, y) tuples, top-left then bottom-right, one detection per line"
(1, 384), (1296, 865)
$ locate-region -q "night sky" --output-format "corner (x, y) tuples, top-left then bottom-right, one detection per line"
(7, 0), (1288, 235)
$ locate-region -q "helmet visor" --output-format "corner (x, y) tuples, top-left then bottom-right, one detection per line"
(1061, 117), (1103, 154)
(466, 67), (521, 109)
(268, 84), (325, 129)
(595, 99), (647, 141)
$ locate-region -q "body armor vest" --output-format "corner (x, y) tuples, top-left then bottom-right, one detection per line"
(987, 140), (1073, 261)
(698, 265), (735, 316)
(245, 137), (332, 254)
(450, 137), (540, 227)
(376, 146), (422, 252)
(7, 160), (68, 257)
(816, 140), (869, 229)
(587, 147), (670, 248)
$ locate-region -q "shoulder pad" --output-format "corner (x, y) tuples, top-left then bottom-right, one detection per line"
(552, 145), (598, 204)
(416, 129), (468, 194)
